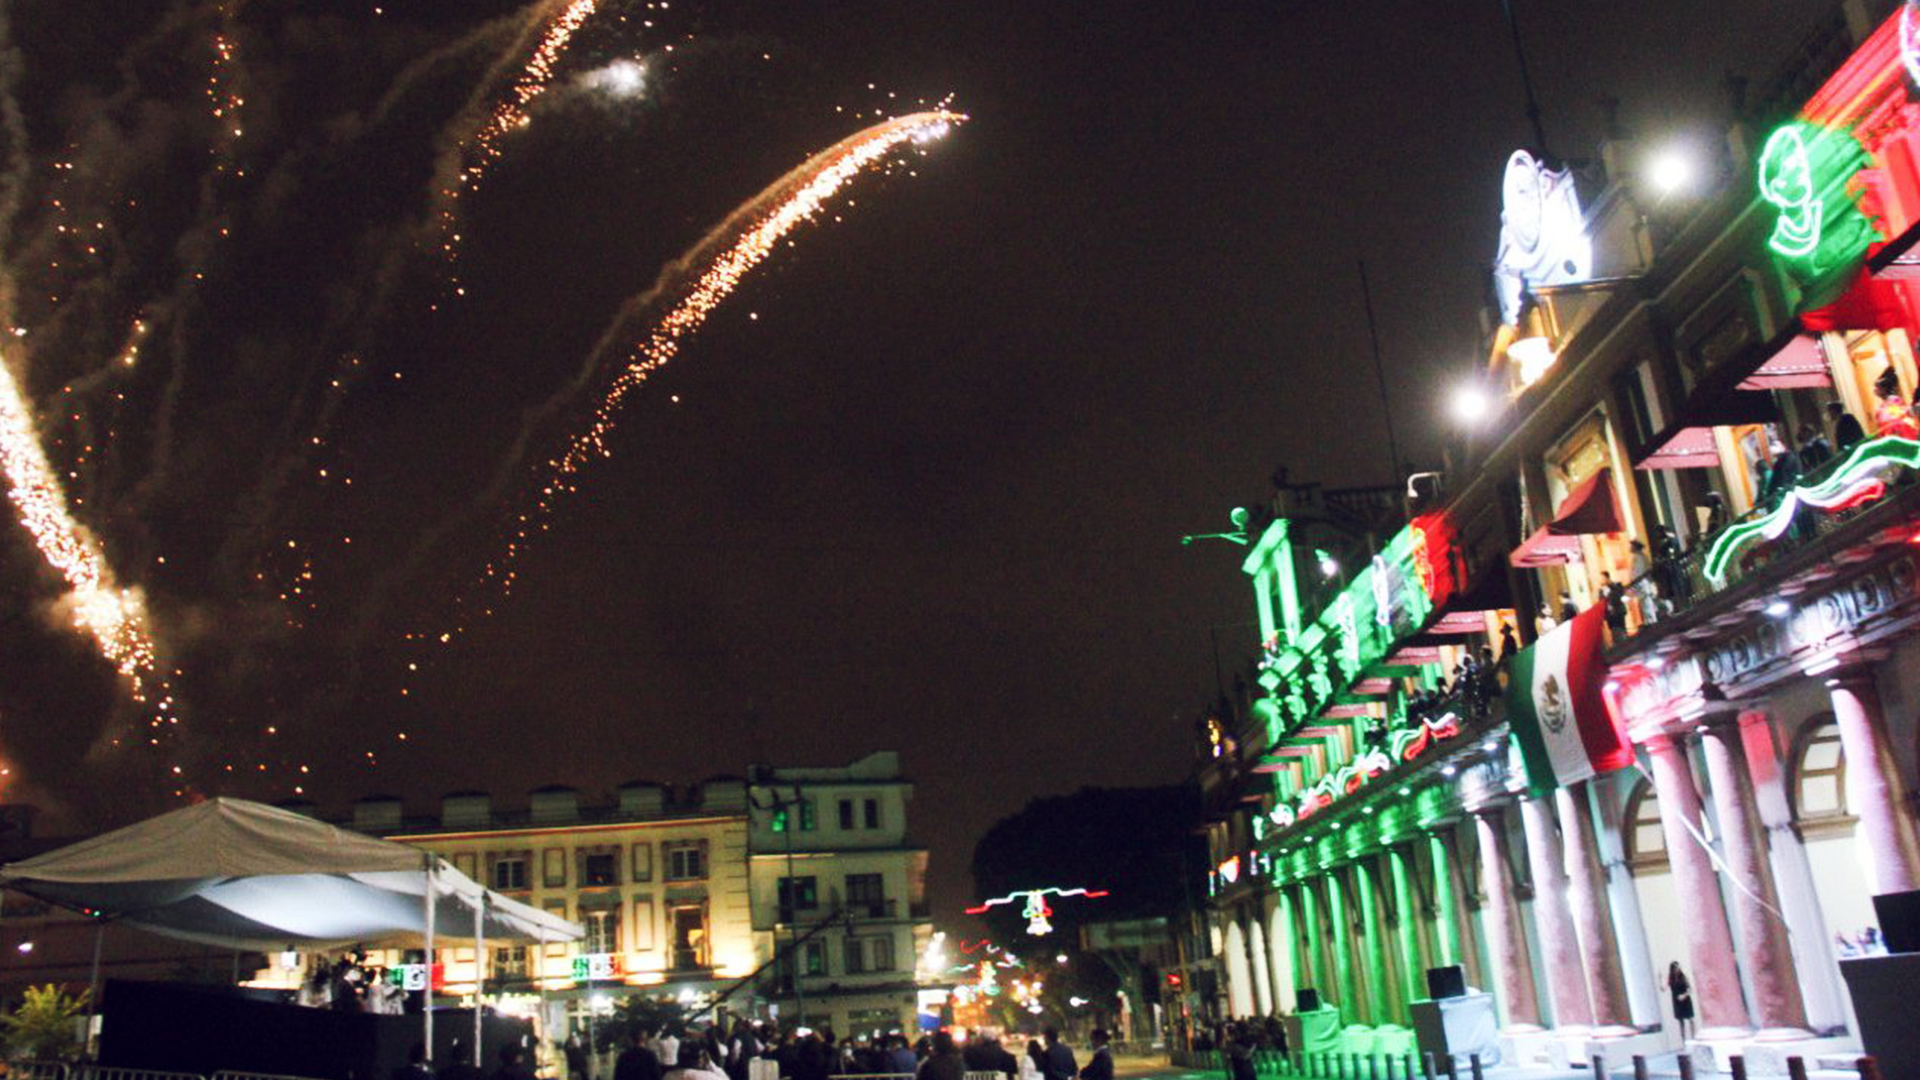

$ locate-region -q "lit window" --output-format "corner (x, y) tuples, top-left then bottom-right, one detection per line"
(1794, 719), (1849, 824)
(1624, 780), (1666, 869)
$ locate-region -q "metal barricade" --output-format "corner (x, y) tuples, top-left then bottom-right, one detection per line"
(212, 1071), (332, 1080)
(12, 1063), (68, 1080)
(70, 1066), (208, 1080)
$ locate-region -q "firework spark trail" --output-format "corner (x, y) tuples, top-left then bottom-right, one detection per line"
(432, 0), (600, 289)
(359, 110), (964, 646)
(0, 341), (173, 716)
(488, 109), (964, 588)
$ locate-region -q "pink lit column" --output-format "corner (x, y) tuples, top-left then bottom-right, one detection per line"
(1644, 732), (1752, 1036)
(1699, 717), (1807, 1034)
(1473, 805), (1542, 1029)
(1826, 669), (1920, 894)
(1555, 782), (1633, 1028)
(1519, 797), (1595, 1029)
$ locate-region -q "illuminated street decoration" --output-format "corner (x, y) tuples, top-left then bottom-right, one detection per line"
(1758, 121), (1877, 287)
(965, 887), (1110, 936)
(1278, 713), (1463, 827)
(1493, 149), (1592, 325)
(1703, 435), (1920, 583)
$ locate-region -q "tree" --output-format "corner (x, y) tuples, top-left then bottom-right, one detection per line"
(2, 984), (89, 1062)
(970, 785), (1200, 1035)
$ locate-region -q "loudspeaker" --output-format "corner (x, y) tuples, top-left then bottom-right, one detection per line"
(1874, 889), (1920, 954)
(1294, 987), (1322, 1013)
(1425, 964), (1467, 1000)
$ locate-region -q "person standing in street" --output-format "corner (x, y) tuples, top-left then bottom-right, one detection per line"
(493, 1045), (538, 1080)
(616, 1030), (664, 1080)
(1668, 961), (1695, 1042)
(1076, 1031), (1112, 1080)
(1041, 1028), (1076, 1080)
(915, 1033), (965, 1080)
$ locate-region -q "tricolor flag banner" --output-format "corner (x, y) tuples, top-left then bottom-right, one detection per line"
(1506, 604), (1634, 792)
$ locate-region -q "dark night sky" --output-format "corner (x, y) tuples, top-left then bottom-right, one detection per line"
(0, 0), (1830, 921)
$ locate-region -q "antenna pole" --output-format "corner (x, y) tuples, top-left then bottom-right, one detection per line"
(1358, 260), (1402, 485)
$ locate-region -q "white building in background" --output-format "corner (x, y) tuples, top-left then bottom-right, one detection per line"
(747, 751), (934, 1037)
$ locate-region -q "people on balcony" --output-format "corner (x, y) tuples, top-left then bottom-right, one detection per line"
(1798, 422), (1833, 470)
(1828, 400), (1866, 452)
(1872, 370), (1919, 440)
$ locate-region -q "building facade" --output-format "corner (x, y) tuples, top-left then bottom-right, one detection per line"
(746, 751), (935, 1038)
(1200, 0), (1920, 1072)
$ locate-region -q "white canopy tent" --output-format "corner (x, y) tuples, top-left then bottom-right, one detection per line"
(0, 797), (582, 1064)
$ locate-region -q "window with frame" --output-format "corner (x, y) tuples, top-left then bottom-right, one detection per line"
(1793, 718), (1850, 828)
(543, 848), (567, 888)
(846, 873), (886, 917)
(844, 935), (866, 974)
(582, 907), (620, 955)
(582, 852), (619, 887)
(803, 940), (825, 976)
(1624, 778), (1667, 870)
(779, 876), (818, 921)
(543, 899), (568, 956)
(870, 934), (894, 971)
(863, 798), (880, 830)
(491, 852), (529, 892)
(631, 843), (652, 882)
(772, 799), (818, 833)
(839, 799), (855, 830)
(495, 945), (529, 980)
(664, 840), (708, 881)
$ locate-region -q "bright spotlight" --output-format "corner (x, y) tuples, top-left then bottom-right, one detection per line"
(1450, 385), (1491, 425)
(1765, 599), (1792, 618)
(587, 59), (647, 98)
(1648, 149), (1694, 195)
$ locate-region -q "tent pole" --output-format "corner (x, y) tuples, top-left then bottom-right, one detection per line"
(474, 892), (485, 1068)
(87, 921), (103, 1060)
(424, 854), (436, 1066)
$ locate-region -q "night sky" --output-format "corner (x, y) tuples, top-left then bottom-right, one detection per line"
(0, 0), (1830, 920)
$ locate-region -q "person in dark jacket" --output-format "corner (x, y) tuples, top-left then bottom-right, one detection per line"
(915, 1033), (965, 1080)
(493, 1045), (538, 1080)
(1830, 401), (1866, 453)
(440, 1041), (484, 1080)
(1041, 1029), (1076, 1080)
(977, 1036), (1018, 1080)
(1077, 1031), (1112, 1080)
(616, 1030), (665, 1080)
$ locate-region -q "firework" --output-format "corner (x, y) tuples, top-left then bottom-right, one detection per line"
(0, 337), (172, 718)
(481, 109), (964, 588)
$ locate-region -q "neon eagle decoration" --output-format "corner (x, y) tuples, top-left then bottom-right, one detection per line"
(965, 887), (1110, 936)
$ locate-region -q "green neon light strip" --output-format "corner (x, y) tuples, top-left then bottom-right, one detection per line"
(1703, 436), (1920, 583)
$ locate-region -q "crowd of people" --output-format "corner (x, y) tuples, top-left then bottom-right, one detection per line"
(295, 950), (412, 1015)
(557, 1021), (1117, 1080)
(1188, 1020), (1287, 1080)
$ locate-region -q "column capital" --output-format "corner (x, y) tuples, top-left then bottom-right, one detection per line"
(1640, 728), (1692, 754)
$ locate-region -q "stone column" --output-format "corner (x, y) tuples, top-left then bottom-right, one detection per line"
(1699, 717), (1809, 1034)
(1389, 845), (1429, 1007)
(1295, 880), (1325, 998)
(1271, 893), (1297, 1014)
(1326, 868), (1361, 1022)
(1249, 915), (1275, 1017)
(1224, 919), (1254, 1018)
(1644, 732), (1752, 1036)
(1556, 782), (1633, 1028)
(1592, 772), (1663, 1027)
(1520, 796), (1595, 1030)
(1826, 669), (1920, 893)
(1473, 805), (1543, 1029)
(1354, 857), (1399, 1023)
(1739, 711), (1849, 1033)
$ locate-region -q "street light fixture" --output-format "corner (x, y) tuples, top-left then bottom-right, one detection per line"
(1450, 385), (1491, 426)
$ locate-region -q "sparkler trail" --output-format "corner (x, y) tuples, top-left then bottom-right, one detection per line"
(484, 109), (964, 591)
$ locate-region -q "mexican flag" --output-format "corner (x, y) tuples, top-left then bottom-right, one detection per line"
(1506, 604), (1633, 791)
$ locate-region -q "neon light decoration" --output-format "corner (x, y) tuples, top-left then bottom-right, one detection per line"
(571, 953), (621, 981)
(1493, 149), (1592, 325)
(965, 887), (1110, 936)
(1256, 511), (1460, 734)
(1278, 713), (1463, 828)
(1903, 1), (1920, 91)
(1758, 121), (1877, 285)
(1703, 435), (1920, 583)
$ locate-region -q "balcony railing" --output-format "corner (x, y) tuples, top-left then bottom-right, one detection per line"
(1616, 452), (1920, 645)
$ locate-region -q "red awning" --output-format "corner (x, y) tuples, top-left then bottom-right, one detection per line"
(1801, 266), (1915, 332)
(1738, 334), (1831, 390)
(1510, 469), (1622, 567)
